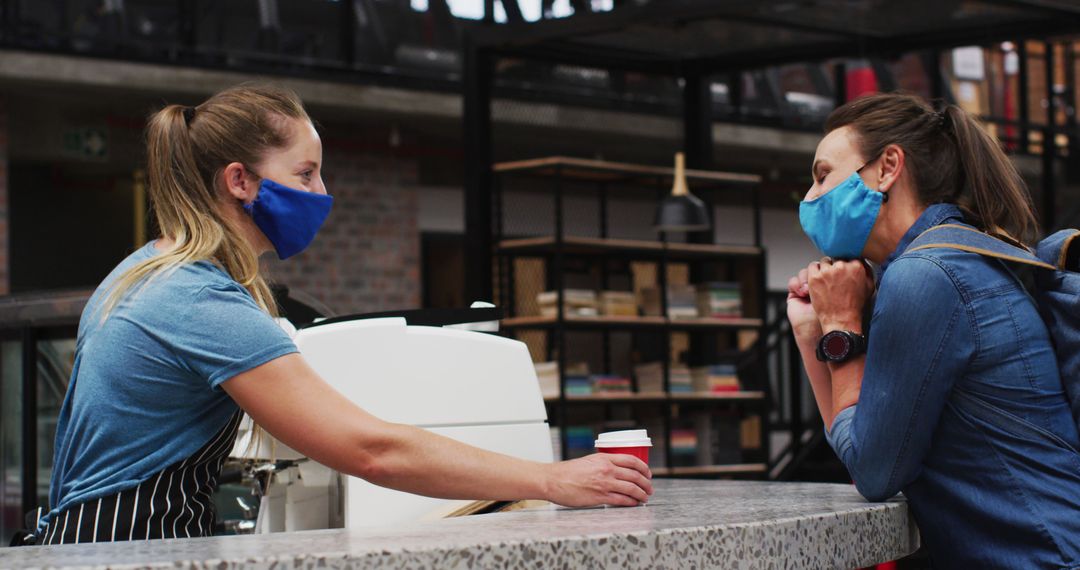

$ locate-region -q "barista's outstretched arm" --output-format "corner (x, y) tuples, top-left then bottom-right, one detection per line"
(223, 353), (653, 508)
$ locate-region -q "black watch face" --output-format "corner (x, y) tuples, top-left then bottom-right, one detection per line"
(822, 331), (851, 360)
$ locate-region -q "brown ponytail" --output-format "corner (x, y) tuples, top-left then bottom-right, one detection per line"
(825, 92), (1040, 245)
(103, 84), (311, 318)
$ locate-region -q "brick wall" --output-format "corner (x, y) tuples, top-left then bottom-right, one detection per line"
(262, 150), (421, 315)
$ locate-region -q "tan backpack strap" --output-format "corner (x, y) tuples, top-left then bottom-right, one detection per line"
(909, 224), (1057, 271)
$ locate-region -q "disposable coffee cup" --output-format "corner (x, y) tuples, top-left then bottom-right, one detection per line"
(595, 429), (651, 464)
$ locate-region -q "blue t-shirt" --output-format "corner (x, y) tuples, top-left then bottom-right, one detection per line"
(42, 242), (297, 529)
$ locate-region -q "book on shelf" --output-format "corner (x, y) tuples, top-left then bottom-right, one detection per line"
(565, 362), (590, 376)
(591, 375), (633, 394)
(537, 289), (598, 318)
(536, 362), (593, 398)
(670, 428), (698, 467)
(669, 366), (693, 393)
(565, 375), (592, 396)
(633, 361), (665, 393)
(534, 362), (560, 398)
(696, 282), (743, 319)
(564, 426), (595, 459)
(666, 284), (699, 319)
(599, 291), (638, 317)
(690, 364), (741, 393)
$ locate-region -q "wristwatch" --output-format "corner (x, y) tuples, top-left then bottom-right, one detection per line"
(815, 330), (867, 363)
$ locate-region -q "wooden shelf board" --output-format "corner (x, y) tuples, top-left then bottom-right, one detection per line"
(545, 392), (667, 402)
(653, 464), (767, 477)
(543, 391), (766, 403)
(668, 391), (766, 401)
(493, 156), (761, 186)
(503, 315), (665, 328)
(502, 315), (762, 329)
(667, 317), (764, 329)
(497, 236), (762, 258)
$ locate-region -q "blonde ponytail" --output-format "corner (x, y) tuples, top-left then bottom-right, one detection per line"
(103, 84), (310, 318)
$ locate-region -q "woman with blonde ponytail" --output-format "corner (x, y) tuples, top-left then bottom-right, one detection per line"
(787, 93), (1080, 567)
(32, 84), (652, 546)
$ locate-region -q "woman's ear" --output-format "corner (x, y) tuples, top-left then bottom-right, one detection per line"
(877, 144), (905, 193)
(222, 162), (258, 204)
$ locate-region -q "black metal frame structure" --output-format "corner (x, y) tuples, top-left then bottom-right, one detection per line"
(462, 0), (1080, 477)
(464, 0), (1080, 301)
(492, 158), (769, 475)
(0, 289), (87, 545)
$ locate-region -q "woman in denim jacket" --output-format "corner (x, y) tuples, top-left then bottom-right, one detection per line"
(788, 93), (1080, 568)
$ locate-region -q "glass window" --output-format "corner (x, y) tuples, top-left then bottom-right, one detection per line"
(36, 339), (76, 508)
(1, 340), (23, 546)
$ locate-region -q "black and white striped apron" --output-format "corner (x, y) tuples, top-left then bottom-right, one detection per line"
(36, 410), (243, 545)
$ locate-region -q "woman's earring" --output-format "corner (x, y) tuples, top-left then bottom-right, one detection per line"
(881, 191), (890, 204)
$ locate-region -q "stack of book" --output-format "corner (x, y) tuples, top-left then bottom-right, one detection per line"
(534, 362), (560, 398)
(696, 282), (742, 319)
(591, 375), (633, 395)
(666, 284), (699, 319)
(599, 291), (638, 316)
(690, 364), (741, 393)
(670, 428), (698, 467)
(565, 375), (592, 396)
(669, 366), (693, 393)
(633, 362), (665, 393)
(537, 289), (598, 317)
(565, 426), (595, 459)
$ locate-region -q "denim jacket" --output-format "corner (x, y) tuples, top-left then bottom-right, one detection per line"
(826, 204), (1080, 568)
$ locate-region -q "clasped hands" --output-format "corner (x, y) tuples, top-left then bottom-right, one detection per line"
(786, 257), (876, 343)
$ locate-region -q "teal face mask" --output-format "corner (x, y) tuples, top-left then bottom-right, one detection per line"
(799, 163), (885, 259)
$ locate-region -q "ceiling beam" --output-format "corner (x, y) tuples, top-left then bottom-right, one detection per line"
(983, 0), (1080, 17)
(473, 0), (762, 48)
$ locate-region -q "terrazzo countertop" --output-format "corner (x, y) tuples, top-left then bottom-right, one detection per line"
(3, 480), (919, 569)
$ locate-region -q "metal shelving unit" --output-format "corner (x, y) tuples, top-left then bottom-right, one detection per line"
(493, 156), (769, 477)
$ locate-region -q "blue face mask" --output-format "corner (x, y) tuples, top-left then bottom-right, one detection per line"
(799, 164), (885, 259)
(243, 178), (334, 260)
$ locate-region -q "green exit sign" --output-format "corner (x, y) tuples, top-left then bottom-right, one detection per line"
(62, 127), (109, 161)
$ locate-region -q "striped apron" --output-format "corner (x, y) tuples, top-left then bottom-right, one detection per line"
(36, 410), (243, 545)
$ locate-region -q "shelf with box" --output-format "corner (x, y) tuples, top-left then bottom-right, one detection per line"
(493, 156), (769, 476)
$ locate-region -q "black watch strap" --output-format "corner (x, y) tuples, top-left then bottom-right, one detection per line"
(816, 330), (867, 363)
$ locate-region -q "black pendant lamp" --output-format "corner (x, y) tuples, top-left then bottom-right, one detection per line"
(654, 152), (711, 232)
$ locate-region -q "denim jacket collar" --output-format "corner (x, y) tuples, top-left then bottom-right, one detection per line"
(880, 203), (965, 275)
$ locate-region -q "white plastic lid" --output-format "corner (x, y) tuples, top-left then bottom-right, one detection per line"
(595, 429), (652, 448)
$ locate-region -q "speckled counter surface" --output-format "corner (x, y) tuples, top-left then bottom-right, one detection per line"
(3, 480), (918, 570)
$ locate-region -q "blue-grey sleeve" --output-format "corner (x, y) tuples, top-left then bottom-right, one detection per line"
(176, 282), (299, 389)
(826, 255), (975, 501)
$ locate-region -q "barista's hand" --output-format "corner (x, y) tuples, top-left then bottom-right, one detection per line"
(787, 265), (822, 342)
(808, 257), (875, 333)
(544, 453), (653, 507)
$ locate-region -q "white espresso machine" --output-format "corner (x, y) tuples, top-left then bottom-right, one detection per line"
(230, 308), (554, 531)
